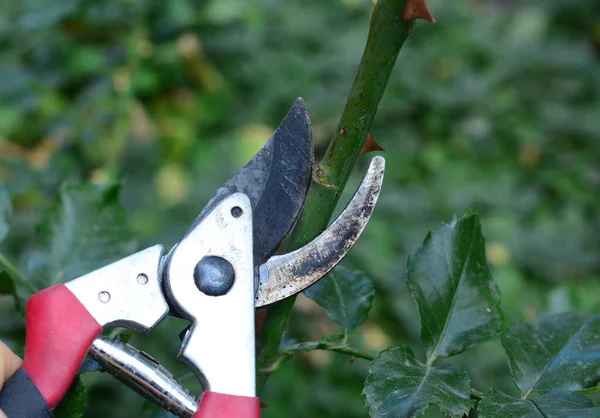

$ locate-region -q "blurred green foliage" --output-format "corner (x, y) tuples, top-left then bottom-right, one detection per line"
(0, 0), (599, 416)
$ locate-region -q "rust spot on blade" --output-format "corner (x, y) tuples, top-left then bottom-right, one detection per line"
(403, 0), (436, 23)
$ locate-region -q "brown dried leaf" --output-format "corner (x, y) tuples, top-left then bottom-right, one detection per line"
(403, 0), (436, 23)
(360, 133), (386, 156)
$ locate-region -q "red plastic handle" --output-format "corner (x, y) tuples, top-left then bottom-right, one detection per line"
(22, 284), (102, 408)
(193, 391), (261, 418)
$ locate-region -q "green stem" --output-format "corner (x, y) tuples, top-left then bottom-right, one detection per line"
(256, 0), (415, 392)
(329, 346), (375, 360)
(470, 388), (485, 399)
(283, 341), (375, 361)
(578, 386), (600, 396)
(261, 341), (375, 374)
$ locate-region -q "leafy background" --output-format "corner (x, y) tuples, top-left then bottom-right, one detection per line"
(0, 0), (599, 416)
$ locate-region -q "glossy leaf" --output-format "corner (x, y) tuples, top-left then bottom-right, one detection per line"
(406, 213), (503, 363)
(478, 390), (542, 418)
(24, 183), (136, 291)
(54, 377), (87, 418)
(502, 312), (600, 398)
(0, 180), (10, 242)
(478, 390), (600, 418)
(304, 266), (374, 336)
(363, 346), (473, 418)
(0, 258), (37, 312)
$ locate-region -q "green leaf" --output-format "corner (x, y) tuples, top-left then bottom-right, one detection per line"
(0, 268), (15, 295)
(304, 266), (374, 336)
(115, 331), (134, 343)
(406, 213), (503, 364)
(0, 180), (11, 242)
(532, 391), (600, 417)
(0, 257), (37, 312)
(502, 312), (600, 398)
(478, 389), (600, 418)
(54, 377), (87, 418)
(478, 390), (543, 418)
(363, 346), (473, 418)
(24, 183), (136, 291)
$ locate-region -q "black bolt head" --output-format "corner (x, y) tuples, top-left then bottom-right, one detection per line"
(194, 256), (235, 296)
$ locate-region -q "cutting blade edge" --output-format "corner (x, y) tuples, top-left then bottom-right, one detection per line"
(185, 98), (313, 266)
(255, 156), (385, 307)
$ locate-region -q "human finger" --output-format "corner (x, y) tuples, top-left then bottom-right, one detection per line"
(0, 340), (22, 390)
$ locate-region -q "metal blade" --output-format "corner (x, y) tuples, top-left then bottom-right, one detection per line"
(255, 156), (385, 307)
(185, 98), (313, 265)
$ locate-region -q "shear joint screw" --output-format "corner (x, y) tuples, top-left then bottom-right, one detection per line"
(194, 256), (235, 296)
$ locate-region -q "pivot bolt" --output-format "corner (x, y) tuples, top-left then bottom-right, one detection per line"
(194, 256), (235, 296)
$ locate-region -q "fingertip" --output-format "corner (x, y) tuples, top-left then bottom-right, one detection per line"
(0, 408), (7, 418)
(0, 340), (22, 382)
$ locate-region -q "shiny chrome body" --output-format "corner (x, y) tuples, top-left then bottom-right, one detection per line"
(89, 336), (197, 418)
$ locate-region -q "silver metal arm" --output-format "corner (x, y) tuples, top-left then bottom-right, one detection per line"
(89, 336), (198, 418)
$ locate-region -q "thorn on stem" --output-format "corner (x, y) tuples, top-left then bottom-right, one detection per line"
(403, 0), (436, 23)
(360, 132), (386, 155)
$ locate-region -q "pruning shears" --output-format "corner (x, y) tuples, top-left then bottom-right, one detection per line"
(0, 99), (385, 418)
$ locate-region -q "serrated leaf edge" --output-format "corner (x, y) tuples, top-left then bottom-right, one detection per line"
(363, 346), (474, 418)
(406, 212), (504, 363)
(501, 312), (597, 399)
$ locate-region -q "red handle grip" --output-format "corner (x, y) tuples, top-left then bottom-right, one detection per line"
(194, 391), (260, 418)
(22, 284), (102, 408)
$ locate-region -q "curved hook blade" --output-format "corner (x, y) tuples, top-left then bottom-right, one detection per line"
(255, 156), (385, 307)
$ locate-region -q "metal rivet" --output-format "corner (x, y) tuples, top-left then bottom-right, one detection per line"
(231, 206), (243, 218)
(98, 291), (111, 303)
(137, 273), (148, 285)
(194, 256), (235, 296)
